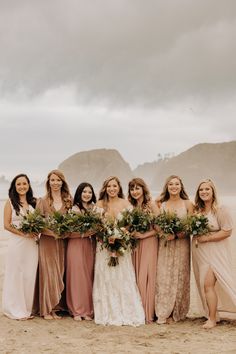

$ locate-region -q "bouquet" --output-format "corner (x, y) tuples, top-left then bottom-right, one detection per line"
(102, 219), (131, 266)
(46, 211), (77, 239)
(183, 214), (210, 247)
(118, 207), (153, 249)
(118, 207), (153, 232)
(17, 208), (46, 243)
(154, 211), (184, 245)
(72, 209), (104, 238)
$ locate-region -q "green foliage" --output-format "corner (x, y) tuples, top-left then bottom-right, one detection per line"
(19, 209), (46, 234)
(118, 207), (154, 233)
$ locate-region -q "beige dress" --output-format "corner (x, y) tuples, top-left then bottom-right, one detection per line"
(66, 205), (95, 318)
(192, 206), (236, 320)
(2, 203), (38, 319)
(37, 197), (67, 316)
(155, 201), (190, 323)
(132, 206), (158, 323)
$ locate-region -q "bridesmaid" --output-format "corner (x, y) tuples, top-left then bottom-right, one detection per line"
(2, 174), (38, 320)
(37, 169), (72, 320)
(192, 179), (236, 329)
(155, 175), (193, 324)
(128, 178), (158, 323)
(66, 182), (97, 321)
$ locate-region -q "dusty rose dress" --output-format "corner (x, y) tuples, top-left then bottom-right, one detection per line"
(155, 201), (190, 323)
(192, 206), (236, 320)
(37, 197), (67, 316)
(66, 205), (95, 318)
(132, 208), (158, 323)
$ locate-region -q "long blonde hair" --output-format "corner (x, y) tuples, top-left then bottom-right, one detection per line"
(98, 176), (124, 210)
(45, 169), (72, 210)
(159, 175), (189, 203)
(194, 179), (218, 214)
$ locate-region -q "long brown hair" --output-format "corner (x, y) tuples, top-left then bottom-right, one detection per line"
(128, 177), (151, 211)
(159, 175), (189, 203)
(194, 179), (218, 214)
(45, 169), (72, 209)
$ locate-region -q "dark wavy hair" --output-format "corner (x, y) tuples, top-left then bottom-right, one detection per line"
(73, 182), (96, 212)
(128, 177), (151, 209)
(159, 175), (189, 203)
(8, 173), (36, 215)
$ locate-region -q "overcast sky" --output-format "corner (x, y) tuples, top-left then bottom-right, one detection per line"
(0, 0), (235, 181)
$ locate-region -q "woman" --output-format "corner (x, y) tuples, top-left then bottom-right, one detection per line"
(2, 174), (38, 320)
(37, 169), (72, 319)
(66, 182), (97, 321)
(155, 175), (193, 324)
(93, 176), (145, 326)
(192, 179), (236, 329)
(128, 178), (158, 323)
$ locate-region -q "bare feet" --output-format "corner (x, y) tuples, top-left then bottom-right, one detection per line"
(156, 318), (167, 325)
(18, 316), (34, 321)
(52, 311), (62, 319)
(74, 316), (82, 321)
(84, 316), (93, 321)
(166, 317), (174, 324)
(202, 319), (216, 329)
(44, 314), (54, 320)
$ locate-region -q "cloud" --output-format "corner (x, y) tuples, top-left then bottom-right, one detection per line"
(0, 0), (236, 107)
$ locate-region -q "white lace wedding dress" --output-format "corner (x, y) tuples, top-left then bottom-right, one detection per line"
(93, 211), (145, 326)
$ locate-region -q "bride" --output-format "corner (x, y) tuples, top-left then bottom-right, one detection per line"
(93, 176), (145, 326)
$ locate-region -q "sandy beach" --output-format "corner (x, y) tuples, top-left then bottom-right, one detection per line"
(0, 197), (236, 354)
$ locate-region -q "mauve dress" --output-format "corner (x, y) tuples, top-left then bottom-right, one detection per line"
(155, 201), (190, 323)
(132, 207), (158, 323)
(37, 197), (67, 316)
(66, 205), (95, 318)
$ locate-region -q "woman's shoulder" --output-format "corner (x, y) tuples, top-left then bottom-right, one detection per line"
(216, 204), (231, 216)
(72, 204), (81, 213)
(96, 200), (104, 208)
(150, 201), (160, 215)
(120, 198), (130, 208)
(183, 199), (194, 211)
(4, 199), (12, 212)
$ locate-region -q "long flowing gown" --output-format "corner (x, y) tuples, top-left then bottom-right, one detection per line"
(2, 203), (38, 319)
(37, 197), (67, 316)
(132, 223), (158, 323)
(93, 210), (145, 326)
(155, 201), (190, 323)
(66, 205), (95, 318)
(192, 206), (236, 320)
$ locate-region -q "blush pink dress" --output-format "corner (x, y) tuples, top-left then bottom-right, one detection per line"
(132, 205), (158, 323)
(66, 205), (95, 318)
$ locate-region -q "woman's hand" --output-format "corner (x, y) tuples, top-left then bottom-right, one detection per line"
(176, 231), (186, 239)
(196, 234), (210, 243)
(24, 232), (38, 239)
(132, 231), (143, 239)
(166, 233), (175, 241)
(82, 230), (96, 238)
